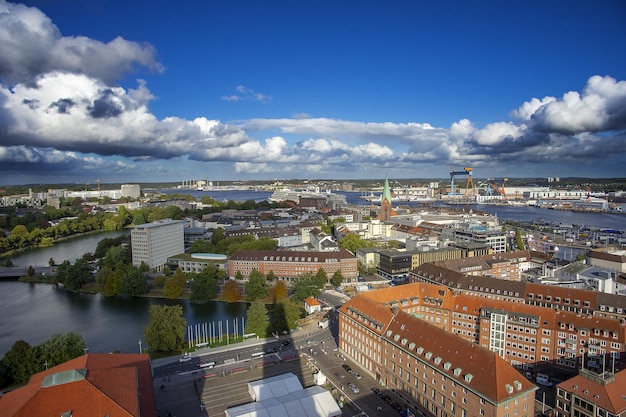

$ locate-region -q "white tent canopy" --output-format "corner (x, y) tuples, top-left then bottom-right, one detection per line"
(226, 373), (342, 417)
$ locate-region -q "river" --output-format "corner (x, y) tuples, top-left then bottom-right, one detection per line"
(0, 232), (247, 356)
(162, 188), (625, 230)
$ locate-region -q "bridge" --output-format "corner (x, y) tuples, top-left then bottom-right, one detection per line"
(0, 266), (54, 278)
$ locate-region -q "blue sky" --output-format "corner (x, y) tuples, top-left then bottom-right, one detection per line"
(0, 0), (625, 185)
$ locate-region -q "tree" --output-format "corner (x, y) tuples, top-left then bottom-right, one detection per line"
(270, 299), (302, 334)
(48, 257), (56, 266)
(290, 272), (324, 301)
(37, 333), (87, 368)
(268, 280), (288, 302)
(164, 271), (187, 299)
(58, 258), (92, 291)
(190, 268), (218, 303)
(119, 266), (148, 296)
(0, 340), (38, 385)
(27, 265), (35, 276)
(212, 227), (225, 245)
(144, 305), (186, 352)
(576, 252), (587, 262)
(244, 300), (270, 338)
(221, 279), (242, 302)
(266, 270), (277, 282)
(330, 269), (344, 287)
(245, 269), (269, 301)
(234, 271), (244, 280)
(515, 227), (525, 250)
(314, 268), (328, 287)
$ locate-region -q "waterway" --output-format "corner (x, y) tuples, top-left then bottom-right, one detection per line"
(0, 232), (247, 356)
(162, 188), (625, 230)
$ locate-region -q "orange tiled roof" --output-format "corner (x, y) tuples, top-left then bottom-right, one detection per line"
(384, 309), (536, 402)
(557, 368), (626, 413)
(0, 353), (156, 417)
(305, 296), (321, 306)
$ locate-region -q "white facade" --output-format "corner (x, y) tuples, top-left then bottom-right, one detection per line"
(121, 184), (141, 198)
(131, 219), (185, 271)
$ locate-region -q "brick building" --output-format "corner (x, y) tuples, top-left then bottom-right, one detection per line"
(228, 248), (358, 283)
(339, 289), (537, 417)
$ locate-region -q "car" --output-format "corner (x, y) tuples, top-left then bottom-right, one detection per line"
(179, 353), (192, 363)
(342, 364), (351, 372)
(371, 387), (381, 396)
(352, 372), (362, 380)
(281, 340), (291, 346)
(348, 383), (359, 394)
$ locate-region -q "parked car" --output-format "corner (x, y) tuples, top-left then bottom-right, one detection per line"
(179, 353), (192, 363)
(348, 383), (360, 394)
(371, 387), (381, 396)
(342, 364), (352, 372)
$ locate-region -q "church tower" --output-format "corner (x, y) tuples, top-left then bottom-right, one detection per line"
(378, 175), (394, 222)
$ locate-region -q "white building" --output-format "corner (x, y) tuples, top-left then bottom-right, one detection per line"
(121, 184), (141, 198)
(131, 219), (185, 271)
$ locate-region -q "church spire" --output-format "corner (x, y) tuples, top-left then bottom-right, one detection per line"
(382, 175), (393, 204)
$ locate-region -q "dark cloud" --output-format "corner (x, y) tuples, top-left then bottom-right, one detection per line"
(87, 89), (123, 118)
(49, 98), (75, 114)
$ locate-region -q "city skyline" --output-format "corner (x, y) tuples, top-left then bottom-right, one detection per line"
(0, 0), (625, 185)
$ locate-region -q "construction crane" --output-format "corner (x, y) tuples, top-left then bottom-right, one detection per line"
(449, 167), (475, 196)
(87, 178), (118, 192)
(487, 178), (508, 201)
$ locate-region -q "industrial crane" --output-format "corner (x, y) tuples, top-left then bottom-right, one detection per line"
(449, 167), (476, 196)
(487, 178), (508, 201)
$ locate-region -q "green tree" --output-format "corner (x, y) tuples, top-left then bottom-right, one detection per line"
(330, 269), (344, 287)
(515, 227), (525, 250)
(576, 252), (587, 262)
(27, 265), (35, 276)
(266, 270), (277, 282)
(290, 272), (324, 301)
(314, 268), (328, 287)
(189, 239), (212, 253)
(338, 233), (377, 253)
(244, 300), (270, 338)
(0, 340), (38, 385)
(270, 299), (302, 334)
(245, 269), (269, 301)
(37, 333), (86, 368)
(164, 271), (187, 299)
(190, 268), (218, 303)
(58, 258), (92, 291)
(212, 227), (225, 245)
(119, 266), (148, 296)
(144, 305), (187, 352)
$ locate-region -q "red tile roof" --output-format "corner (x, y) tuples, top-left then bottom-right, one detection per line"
(557, 368), (626, 414)
(0, 353), (156, 417)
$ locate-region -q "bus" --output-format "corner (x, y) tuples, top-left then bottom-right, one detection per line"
(197, 361), (216, 369)
(251, 352), (266, 359)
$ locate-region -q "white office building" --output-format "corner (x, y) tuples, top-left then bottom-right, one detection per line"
(131, 219), (185, 271)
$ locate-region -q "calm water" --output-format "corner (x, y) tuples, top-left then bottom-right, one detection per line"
(0, 280), (248, 356)
(0, 232), (247, 356)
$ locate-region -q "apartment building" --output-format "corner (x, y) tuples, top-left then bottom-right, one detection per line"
(339, 291), (537, 417)
(228, 248), (358, 283)
(130, 219), (185, 271)
(555, 368), (626, 417)
(342, 280), (626, 377)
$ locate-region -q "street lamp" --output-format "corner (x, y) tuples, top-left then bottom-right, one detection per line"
(138, 339), (143, 354)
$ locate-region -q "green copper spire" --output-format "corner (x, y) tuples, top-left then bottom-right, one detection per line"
(382, 175), (393, 203)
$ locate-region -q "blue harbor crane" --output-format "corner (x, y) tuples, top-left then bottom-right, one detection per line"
(449, 167), (476, 196)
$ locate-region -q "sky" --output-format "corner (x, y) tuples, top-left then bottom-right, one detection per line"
(0, 0), (625, 186)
